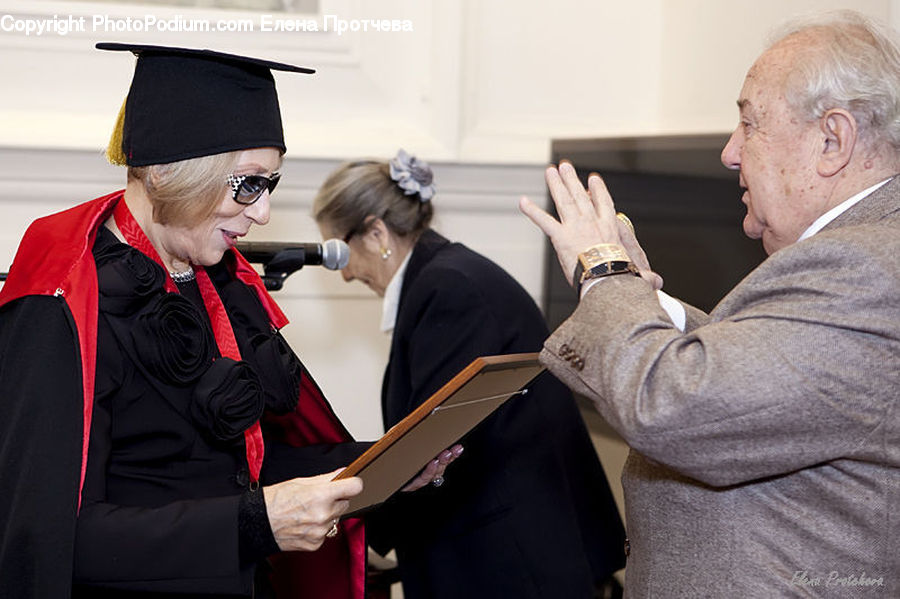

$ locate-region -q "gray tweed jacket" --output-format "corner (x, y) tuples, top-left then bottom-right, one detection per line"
(541, 177), (900, 597)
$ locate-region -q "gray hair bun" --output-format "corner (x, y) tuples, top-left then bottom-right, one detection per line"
(389, 149), (435, 201)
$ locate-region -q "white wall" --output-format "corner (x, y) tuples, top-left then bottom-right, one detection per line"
(1, 0), (895, 160)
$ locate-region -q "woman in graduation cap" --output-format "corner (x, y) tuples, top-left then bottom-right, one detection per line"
(0, 44), (454, 599)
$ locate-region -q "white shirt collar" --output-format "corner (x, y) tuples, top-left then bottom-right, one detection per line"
(798, 177), (891, 242)
(380, 251), (412, 334)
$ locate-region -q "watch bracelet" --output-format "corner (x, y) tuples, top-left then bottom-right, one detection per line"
(573, 260), (639, 295)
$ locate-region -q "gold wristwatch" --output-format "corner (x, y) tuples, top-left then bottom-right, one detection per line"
(572, 243), (640, 295)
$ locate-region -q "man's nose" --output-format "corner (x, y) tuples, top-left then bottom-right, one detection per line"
(721, 127), (742, 171)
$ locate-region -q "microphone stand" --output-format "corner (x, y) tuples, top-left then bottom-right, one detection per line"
(236, 246), (312, 291)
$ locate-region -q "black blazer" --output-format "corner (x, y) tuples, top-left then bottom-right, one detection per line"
(366, 230), (625, 599)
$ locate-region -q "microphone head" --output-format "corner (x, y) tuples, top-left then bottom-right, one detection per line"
(321, 238), (350, 270)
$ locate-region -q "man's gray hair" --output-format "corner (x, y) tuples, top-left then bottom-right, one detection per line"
(771, 10), (900, 154)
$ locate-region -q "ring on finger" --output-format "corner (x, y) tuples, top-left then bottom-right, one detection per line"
(432, 476), (445, 488)
(616, 212), (635, 235)
(326, 519), (339, 538)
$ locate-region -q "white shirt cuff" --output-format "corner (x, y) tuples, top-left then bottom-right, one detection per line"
(656, 289), (686, 332)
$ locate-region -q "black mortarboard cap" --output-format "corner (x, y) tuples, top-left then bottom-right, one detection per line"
(96, 42), (314, 166)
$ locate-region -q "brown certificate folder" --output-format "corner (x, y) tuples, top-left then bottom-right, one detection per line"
(334, 353), (543, 515)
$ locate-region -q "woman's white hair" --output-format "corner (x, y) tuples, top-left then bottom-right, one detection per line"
(770, 10), (900, 154)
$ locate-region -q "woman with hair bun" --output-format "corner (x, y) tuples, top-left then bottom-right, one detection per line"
(314, 150), (627, 598)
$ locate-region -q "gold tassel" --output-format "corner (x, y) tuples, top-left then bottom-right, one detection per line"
(105, 96), (128, 166)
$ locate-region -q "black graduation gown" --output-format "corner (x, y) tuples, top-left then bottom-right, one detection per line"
(0, 294), (83, 599)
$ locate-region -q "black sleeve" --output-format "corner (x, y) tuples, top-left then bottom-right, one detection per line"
(238, 487), (280, 563)
(0, 296), (83, 599)
(73, 497), (249, 593)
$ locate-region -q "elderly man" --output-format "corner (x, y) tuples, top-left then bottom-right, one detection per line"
(521, 10), (899, 598)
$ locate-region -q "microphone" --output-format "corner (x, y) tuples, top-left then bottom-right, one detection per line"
(235, 239), (349, 270)
(235, 239), (350, 291)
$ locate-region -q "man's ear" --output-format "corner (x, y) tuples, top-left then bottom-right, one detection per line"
(817, 108), (857, 177)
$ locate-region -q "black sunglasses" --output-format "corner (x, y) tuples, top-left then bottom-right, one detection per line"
(226, 172), (281, 205)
